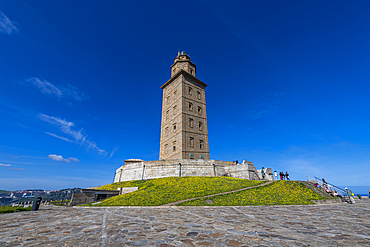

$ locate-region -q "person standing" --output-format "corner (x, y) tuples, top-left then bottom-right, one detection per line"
(274, 171), (278, 181)
(261, 167), (265, 180)
(279, 172), (283, 180)
(285, 171), (290, 181)
(282, 172), (285, 180)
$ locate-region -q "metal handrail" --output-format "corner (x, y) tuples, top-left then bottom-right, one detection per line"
(313, 176), (346, 193)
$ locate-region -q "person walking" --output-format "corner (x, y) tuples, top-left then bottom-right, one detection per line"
(285, 171), (290, 181)
(274, 170), (278, 181)
(279, 172), (283, 180)
(282, 172), (286, 180)
(345, 187), (355, 204)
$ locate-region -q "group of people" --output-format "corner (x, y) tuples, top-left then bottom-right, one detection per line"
(274, 171), (290, 181)
(315, 178), (357, 204)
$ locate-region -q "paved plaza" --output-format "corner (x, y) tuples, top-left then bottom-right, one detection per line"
(1, 200), (369, 246)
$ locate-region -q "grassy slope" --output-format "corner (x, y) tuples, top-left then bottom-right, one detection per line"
(178, 180), (326, 206)
(86, 176), (265, 206)
(0, 206), (32, 214)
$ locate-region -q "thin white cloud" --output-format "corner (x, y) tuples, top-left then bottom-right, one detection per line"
(39, 113), (107, 155)
(108, 147), (118, 160)
(48, 154), (71, 163)
(45, 132), (73, 143)
(25, 77), (89, 102)
(9, 168), (25, 171)
(0, 163), (11, 167)
(0, 11), (19, 34)
(26, 77), (63, 97)
(48, 154), (80, 163)
(68, 157), (80, 163)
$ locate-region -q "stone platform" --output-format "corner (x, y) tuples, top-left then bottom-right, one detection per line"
(114, 159), (273, 182)
(1, 200), (369, 246)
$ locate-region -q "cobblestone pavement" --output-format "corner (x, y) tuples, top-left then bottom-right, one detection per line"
(1, 200), (369, 246)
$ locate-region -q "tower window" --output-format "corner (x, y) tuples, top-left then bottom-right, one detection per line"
(173, 141), (176, 151)
(165, 127), (169, 136)
(200, 155), (204, 159)
(164, 144), (168, 154)
(166, 96), (170, 105)
(173, 123), (176, 132)
(190, 153), (194, 159)
(189, 118), (194, 128)
(190, 137), (194, 147)
(198, 107), (202, 115)
(199, 122), (203, 131)
(166, 110), (169, 120)
(189, 102), (193, 111)
(174, 90), (177, 98)
(197, 91), (201, 100)
(190, 68), (194, 75)
(188, 87), (193, 95)
(173, 105), (177, 115)
(200, 140), (204, 150)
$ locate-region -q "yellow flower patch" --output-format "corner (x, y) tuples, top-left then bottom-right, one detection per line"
(178, 180), (326, 206)
(85, 176), (265, 206)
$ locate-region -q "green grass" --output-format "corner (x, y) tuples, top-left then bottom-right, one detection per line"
(83, 176), (266, 206)
(178, 180), (326, 206)
(0, 205), (32, 214)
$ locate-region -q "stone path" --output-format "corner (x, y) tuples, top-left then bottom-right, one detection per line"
(162, 181), (274, 206)
(1, 199), (369, 246)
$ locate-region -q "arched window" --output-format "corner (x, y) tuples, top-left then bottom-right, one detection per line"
(189, 118), (194, 128)
(198, 107), (202, 115)
(200, 140), (204, 150)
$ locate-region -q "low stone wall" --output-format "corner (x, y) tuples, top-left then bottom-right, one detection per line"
(114, 159), (271, 182)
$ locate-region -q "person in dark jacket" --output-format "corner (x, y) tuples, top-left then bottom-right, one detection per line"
(285, 171), (290, 181)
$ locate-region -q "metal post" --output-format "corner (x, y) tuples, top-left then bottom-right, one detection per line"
(213, 164), (216, 176)
(179, 163), (181, 177)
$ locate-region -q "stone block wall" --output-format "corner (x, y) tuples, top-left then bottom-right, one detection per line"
(114, 159), (270, 182)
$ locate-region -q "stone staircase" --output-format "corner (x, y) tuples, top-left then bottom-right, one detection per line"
(301, 181), (336, 200)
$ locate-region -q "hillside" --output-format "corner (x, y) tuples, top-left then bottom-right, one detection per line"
(87, 176), (265, 206)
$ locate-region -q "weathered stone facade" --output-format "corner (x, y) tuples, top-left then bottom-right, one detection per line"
(159, 52), (209, 160)
(114, 159), (272, 182)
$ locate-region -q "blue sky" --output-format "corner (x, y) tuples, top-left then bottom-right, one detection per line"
(1, 1), (370, 190)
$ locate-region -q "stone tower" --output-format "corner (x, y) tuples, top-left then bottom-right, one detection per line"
(159, 52), (210, 160)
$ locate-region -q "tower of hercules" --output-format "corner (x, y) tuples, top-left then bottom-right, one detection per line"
(159, 52), (210, 160)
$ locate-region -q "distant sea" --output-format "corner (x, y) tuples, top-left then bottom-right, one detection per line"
(342, 186), (370, 196)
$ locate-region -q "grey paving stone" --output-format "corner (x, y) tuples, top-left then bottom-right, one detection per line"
(1, 200), (370, 246)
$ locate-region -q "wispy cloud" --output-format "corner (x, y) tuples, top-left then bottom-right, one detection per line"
(48, 154), (80, 163)
(9, 168), (25, 171)
(248, 92), (283, 119)
(48, 154), (70, 163)
(107, 147), (118, 160)
(25, 77), (89, 102)
(45, 132), (73, 143)
(0, 11), (19, 34)
(68, 157), (80, 163)
(0, 163), (11, 167)
(40, 113), (107, 155)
